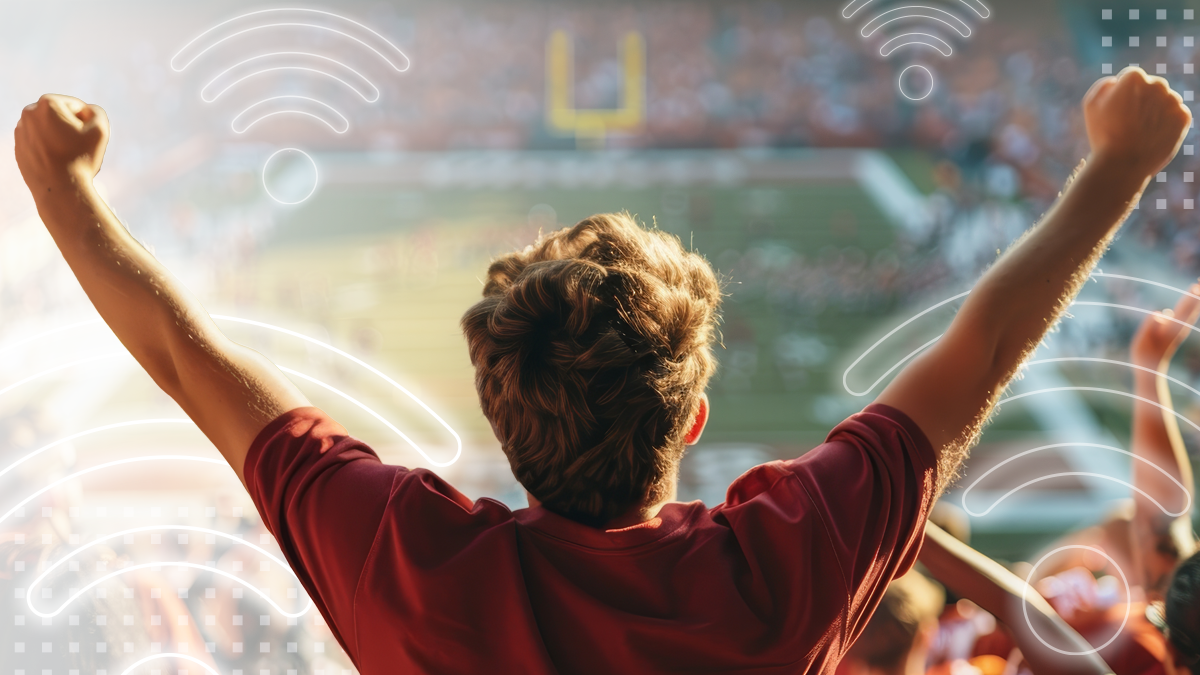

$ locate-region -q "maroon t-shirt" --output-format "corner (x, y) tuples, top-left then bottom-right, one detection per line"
(244, 403), (937, 674)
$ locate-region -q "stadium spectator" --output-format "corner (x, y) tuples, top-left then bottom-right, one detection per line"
(12, 64), (1191, 673)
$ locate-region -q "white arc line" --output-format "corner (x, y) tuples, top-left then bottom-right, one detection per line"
(0, 456), (226, 528)
(278, 366), (450, 466)
(120, 654), (220, 675)
(0, 352), (124, 399)
(861, 6), (974, 38)
(1023, 546), (1130, 656)
(212, 315), (463, 466)
(231, 95), (349, 134)
(0, 315), (463, 466)
(0, 318), (105, 357)
(170, 10), (410, 72)
(961, 442), (1193, 518)
(843, 0), (991, 19)
(1025, 357), (1200, 401)
(880, 33), (954, 57)
(27, 526), (311, 619)
(996, 386), (1200, 435)
(841, 290), (968, 396)
(1091, 271), (1200, 300)
(844, 272), (1200, 397)
(0, 419), (195, 483)
(201, 52), (380, 103)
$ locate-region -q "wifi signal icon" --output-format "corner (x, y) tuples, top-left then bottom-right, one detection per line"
(170, 9), (410, 205)
(841, 0), (991, 101)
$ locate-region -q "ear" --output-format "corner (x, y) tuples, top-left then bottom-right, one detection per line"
(684, 393), (709, 445)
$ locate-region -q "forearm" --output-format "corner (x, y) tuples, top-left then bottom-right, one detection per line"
(34, 171), (219, 393)
(32, 170), (306, 477)
(1130, 369), (1196, 589)
(877, 157), (1151, 477)
(1131, 369), (1193, 507)
(920, 524), (1114, 675)
(955, 157), (1145, 383)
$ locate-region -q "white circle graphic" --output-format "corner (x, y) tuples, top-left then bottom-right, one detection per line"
(1022, 545), (1130, 656)
(898, 65), (935, 101)
(262, 147), (318, 205)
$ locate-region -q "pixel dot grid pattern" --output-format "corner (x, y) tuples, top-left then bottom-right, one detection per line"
(1101, 8), (1199, 210)
(5, 504), (350, 675)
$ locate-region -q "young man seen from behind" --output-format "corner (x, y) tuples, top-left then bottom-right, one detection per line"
(12, 67), (1190, 673)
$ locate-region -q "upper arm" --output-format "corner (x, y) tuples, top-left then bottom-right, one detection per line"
(244, 409), (397, 656)
(782, 407), (937, 632)
(154, 330), (309, 486)
(874, 320), (1002, 488)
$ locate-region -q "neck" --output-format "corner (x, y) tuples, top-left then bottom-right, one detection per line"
(602, 498), (673, 529)
(525, 486), (678, 530)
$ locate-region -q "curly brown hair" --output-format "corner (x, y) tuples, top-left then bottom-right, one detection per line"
(461, 212), (722, 527)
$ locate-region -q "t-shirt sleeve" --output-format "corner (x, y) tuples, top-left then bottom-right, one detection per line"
(717, 402), (937, 654)
(243, 407), (402, 662)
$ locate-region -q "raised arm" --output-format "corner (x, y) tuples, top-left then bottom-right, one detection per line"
(1128, 289), (1199, 598)
(13, 95), (309, 485)
(877, 68), (1192, 490)
(920, 522), (1115, 675)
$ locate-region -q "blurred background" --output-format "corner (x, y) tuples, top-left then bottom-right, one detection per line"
(2, 0), (1199, 672)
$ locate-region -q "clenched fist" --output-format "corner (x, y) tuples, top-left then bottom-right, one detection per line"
(1084, 67), (1192, 180)
(14, 94), (109, 198)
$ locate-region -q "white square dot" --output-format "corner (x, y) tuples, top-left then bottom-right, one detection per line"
(1188, 64), (1195, 74)
(1159, 9), (1168, 20)
(1187, 172), (1195, 182)
(1188, 9), (1196, 20)
(1159, 172), (1168, 182)
(1103, 9), (1112, 19)
(315, 642), (325, 653)
(1131, 36), (1141, 47)
(1187, 36), (1196, 47)
(1187, 91), (1195, 101)
(1159, 36), (1168, 47)
(1185, 145), (1194, 155)
(1158, 63), (1167, 73)
(1187, 199), (1195, 210)
(1130, 9), (1140, 19)
(1103, 36), (1113, 46)
(1158, 198), (1168, 209)
(1103, 63), (1113, 74)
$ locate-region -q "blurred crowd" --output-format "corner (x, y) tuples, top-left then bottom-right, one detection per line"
(0, 493), (357, 674)
(6, 1), (1200, 673)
